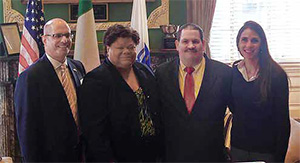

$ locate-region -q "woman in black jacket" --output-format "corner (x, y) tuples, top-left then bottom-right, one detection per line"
(229, 20), (290, 162)
(79, 24), (162, 162)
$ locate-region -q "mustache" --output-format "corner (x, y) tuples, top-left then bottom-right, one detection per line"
(184, 48), (198, 53)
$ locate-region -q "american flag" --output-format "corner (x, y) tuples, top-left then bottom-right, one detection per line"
(19, 0), (45, 75)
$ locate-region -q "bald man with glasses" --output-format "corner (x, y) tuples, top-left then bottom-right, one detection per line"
(14, 18), (86, 162)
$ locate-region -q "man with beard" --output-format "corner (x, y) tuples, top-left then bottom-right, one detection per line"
(155, 23), (232, 162)
(14, 18), (85, 162)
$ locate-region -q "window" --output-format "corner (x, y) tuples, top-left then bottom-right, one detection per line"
(210, 0), (300, 63)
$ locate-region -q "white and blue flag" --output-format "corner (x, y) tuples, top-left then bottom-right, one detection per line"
(131, 0), (151, 69)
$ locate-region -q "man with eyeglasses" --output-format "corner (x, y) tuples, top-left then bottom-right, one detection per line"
(14, 18), (86, 162)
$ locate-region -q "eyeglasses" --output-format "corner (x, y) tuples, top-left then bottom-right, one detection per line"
(44, 33), (73, 39)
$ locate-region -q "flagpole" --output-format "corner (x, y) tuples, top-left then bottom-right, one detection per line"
(41, 0), (44, 12)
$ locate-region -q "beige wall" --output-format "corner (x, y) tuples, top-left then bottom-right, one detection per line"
(281, 62), (300, 119)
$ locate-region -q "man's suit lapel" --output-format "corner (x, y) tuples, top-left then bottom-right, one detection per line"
(192, 56), (217, 113)
(168, 59), (189, 116)
(40, 55), (72, 112)
(41, 55), (74, 106)
(42, 56), (78, 136)
(40, 55), (63, 89)
(67, 59), (81, 87)
(167, 56), (217, 115)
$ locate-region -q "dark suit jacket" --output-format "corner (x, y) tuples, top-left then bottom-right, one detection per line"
(79, 59), (162, 162)
(155, 55), (232, 162)
(14, 54), (86, 162)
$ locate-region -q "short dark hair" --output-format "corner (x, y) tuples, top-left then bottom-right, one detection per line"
(103, 24), (140, 54)
(176, 23), (204, 41)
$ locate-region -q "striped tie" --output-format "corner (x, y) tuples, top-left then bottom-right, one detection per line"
(60, 64), (78, 126)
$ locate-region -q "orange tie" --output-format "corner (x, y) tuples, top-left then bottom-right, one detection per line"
(60, 64), (78, 126)
(184, 67), (195, 114)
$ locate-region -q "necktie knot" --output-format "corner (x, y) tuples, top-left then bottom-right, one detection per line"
(60, 64), (67, 77)
(184, 67), (195, 74)
(60, 64), (67, 72)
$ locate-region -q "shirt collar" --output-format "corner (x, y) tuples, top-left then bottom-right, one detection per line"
(179, 57), (205, 73)
(237, 59), (259, 82)
(46, 53), (68, 70)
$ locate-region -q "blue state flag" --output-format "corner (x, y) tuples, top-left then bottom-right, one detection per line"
(130, 0), (151, 69)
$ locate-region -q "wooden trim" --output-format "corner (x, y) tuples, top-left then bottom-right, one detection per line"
(6, 0), (169, 30)
(21, 0), (155, 4)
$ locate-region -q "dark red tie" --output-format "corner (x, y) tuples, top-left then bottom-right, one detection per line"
(184, 67), (195, 114)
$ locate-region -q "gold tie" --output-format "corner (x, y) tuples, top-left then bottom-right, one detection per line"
(60, 64), (78, 126)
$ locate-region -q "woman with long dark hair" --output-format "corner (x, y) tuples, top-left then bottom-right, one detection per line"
(229, 21), (290, 162)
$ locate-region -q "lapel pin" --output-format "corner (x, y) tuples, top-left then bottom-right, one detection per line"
(73, 69), (77, 72)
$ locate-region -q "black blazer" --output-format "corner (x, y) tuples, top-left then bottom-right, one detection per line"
(79, 59), (162, 162)
(155, 55), (232, 162)
(14, 54), (86, 162)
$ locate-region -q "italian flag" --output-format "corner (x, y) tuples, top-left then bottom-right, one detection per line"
(74, 0), (100, 73)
